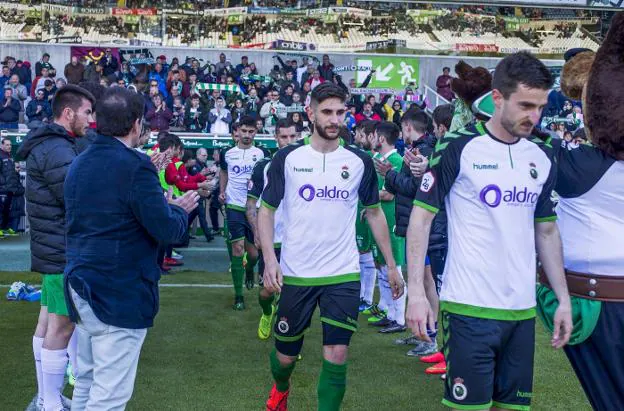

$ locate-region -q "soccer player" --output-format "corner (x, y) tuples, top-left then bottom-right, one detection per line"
(259, 83), (403, 410)
(353, 121), (379, 314)
(371, 121), (407, 334)
(246, 118), (298, 340)
(219, 115), (268, 310)
(17, 85), (95, 411)
(406, 52), (572, 411)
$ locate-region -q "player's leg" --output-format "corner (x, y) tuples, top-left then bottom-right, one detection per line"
(370, 264), (392, 327)
(491, 318), (535, 411)
(419, 255), (446, 367)
(32, 286), (48, 410)
(244, 229), (259, 290)
(318, 281), (361, 411)
(41, 274), (74, 411)
(257, 248), (280, 340)
(441, 311), (497, 411)
(227, 208), (247, 309)
(358, 251), (376, 310)
(563, 302), (624, 411)
(267, 284), (318, 410)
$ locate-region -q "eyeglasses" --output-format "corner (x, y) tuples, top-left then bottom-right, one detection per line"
(150, 83), (158, 87)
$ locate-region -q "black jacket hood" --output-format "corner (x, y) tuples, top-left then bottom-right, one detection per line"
(16, 123), (74, 159)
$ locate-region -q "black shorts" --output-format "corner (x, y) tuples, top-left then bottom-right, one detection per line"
(274, 281), (360, 357)
(442, 311), (535, 410)
(258, 247), (281, 288)
(225, 207), (254, 243)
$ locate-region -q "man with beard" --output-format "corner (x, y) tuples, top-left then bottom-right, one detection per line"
(17, 85), (95, 411)
(405, 52), (572, 411)
(219, 115), (269, 310)
(260, 83), (403, 411)
(246, 119), (299, 341)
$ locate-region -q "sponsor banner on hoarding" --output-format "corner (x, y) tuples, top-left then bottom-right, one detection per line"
(204, 7), (247, 16)
(162, 8), (204, 15)
(327, 7), (372, 17)
(248, 7), (280, 14)
(365, 39), (407, 51)
(454, 43), (500, 52)
(71, 6), (106, 14)
(111, 7), (158, 16)
(43, 3), (72, 14)
(271, 40), (317, 52)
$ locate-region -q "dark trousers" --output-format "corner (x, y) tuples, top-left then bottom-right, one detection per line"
(564, 301), (624, 411)
(428, 247), (448, 295)
(189, 199), (212, 241)
(209, 186), (221, 231)
(0, 193), (13, 230)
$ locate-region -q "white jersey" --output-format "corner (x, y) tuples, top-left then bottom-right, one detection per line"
(220, 145), (268, 211)
(415, 124), (557, 320)
(248, 156), (284, 246)
(544, 139), (624, 277)
(262, 138), (380, 286)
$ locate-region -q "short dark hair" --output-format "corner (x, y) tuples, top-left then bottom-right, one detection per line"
(443, 67), (450, 72)
(275, 118), (295, 135)
(238, 115), (256, 129)
(96, 87), (145, 137)
(432, 104), (454, 130)
(159, 133), (182, 151)
(181, 149), (194, 163)
(356, 119), (379, 136)
(1, 137), (10, 144)
(375, 121), (400, 145)
(77, 81), (106, 109)
(492, 52), (554, 99)
(52, 84), (95, 120)
(310, 82), (346, 106)
(401, 109), (429, 134)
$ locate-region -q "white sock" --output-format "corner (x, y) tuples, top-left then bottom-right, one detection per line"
(360, 252), (376, 305)
(32, 336), (44, 406)
(67, 330), (78, 376)
(377, 266), (393, 317)
(393, 266), (407, 326)
(41, 348), (68, 411)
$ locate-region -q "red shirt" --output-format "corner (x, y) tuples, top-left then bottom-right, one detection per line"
(165, 157), (206, 192)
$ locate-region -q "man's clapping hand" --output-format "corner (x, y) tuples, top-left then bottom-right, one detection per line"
(166, 189), (200, 214)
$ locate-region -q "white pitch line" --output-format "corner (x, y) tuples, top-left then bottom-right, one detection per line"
(1, 283), (231, 289)
(172, 247), (227, 252)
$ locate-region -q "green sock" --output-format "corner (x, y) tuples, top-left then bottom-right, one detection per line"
(226, 239), (233, 260)
(317, 359), (347, 411)
(270, 349), (296, 393)
(231, 255), (244, 297)
(259, 292), (275, 316)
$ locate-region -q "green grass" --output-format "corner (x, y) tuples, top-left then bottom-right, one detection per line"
(1, 271), (590, 411)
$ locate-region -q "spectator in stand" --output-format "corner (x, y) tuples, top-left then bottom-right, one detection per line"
(118, 61), (135, 86)
(1, 137), (22, 235)
(7, 74), (28, 110)
(0, 87), (21, 129)
(99, 48), (119, 77)
(355, 102), (382, 124)
(235, 56), (249, 77)
(215, 53), (232, 77)
(7, 160), (25, 233)
(231, 98), (247, 124)
(16, 60), (32, 92)
(260, 89), (286, 133)
(300, 63), (315, 86)
(42, 80), (57, 104)
(208, 96), (232, 134)
(170, 96), (185, 130)
(246, 87), (261, 115)
(436, 67), (454, 101)
(319, 54), (335, 82)
(431, 103), (454, 142)
(156, 55), (169, 77)
(64, 56), (85, 85)
(256, 118), (269, 135)
(166, 86), (182, 111)
(0, 66), (10, 89)
(83, 61), (102, 84)
(35, 53), (54, 77)
(385, 99), (404, 127)
(296, 56), (310, 85)
(146, 93), (172, 132)
(32, 67), (52, 96)
(185, 94), (207, 132)
(26, 89), (53, 128)
(55, 78), (67, 90)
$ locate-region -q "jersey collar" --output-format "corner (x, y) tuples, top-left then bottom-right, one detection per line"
(379, 148), (397, 161)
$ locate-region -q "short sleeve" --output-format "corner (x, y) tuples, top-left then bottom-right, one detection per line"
(247, 159), (267, 200)
(414, 137), (463, 214)
(534, 160), (557, 222)
(359, 154), (381, 208)
(261, 152), (286, 211)
(220, 148), (229, 171)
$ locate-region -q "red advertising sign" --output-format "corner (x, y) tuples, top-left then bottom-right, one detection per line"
(112, 8), (158, 16)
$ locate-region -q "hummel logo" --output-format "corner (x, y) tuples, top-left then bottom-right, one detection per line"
(294, 167), (313, 173)
(473, 163), (499, 170)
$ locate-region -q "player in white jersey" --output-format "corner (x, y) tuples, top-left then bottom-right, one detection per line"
(406, 52), (572, 411)
(219, 116), (269, 310)
(246, 119), (299, 340)
(258, 83), (403, 411)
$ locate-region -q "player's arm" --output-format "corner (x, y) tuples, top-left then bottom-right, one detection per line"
(366, 206), (398, 273)
(219, 152), (228, 203)
(406, 135), (460, 341)
(258, 152), (287, 293)
(246, 161), (265, 248)
(379, 189), (394, 202)
(534, 161), (572, 349)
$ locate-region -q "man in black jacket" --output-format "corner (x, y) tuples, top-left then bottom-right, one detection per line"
(0, 137), (21, 236)
(17, 85), (95, 411)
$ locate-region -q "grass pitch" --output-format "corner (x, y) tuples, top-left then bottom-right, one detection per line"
(1, 270), (590, 411)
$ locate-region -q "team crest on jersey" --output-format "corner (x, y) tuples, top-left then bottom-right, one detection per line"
(420, 171), (435, 193)
(452, 377), (468, 401)
(277, 317), (289, 333)
(252, 155), (258, 162)
(341, 165), (350, 180)
(529, 162), (538, 179)
(248, 179), (254, 191)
